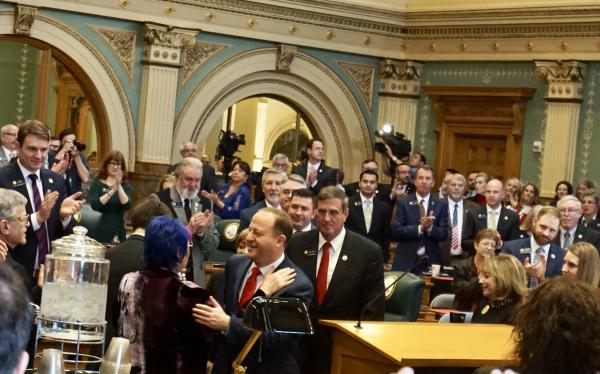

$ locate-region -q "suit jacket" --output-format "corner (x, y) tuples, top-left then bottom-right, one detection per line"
(0, 162), (71, 279)
(286, 229), (384, 374)
(462, 205), (520, 254)
(582, 217), (600, 232)
(105, 234), (145, 342)
(345, 195), (392, 260)
(390, 193), (449, 271)
(551, 224), (600, 252)
(0, 147), (12, 168)
(502, 237), (564, 278)
(212, 254), (313, 374)
(291, 161), (336, 195)
(238, 200), (267, 232)
(343, 182), (392, 204)
(439, 199), (479, 265)
(155, 188), (219, 287)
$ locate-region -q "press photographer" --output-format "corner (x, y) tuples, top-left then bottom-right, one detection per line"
(49, 128), (89, 195)
(373, 124), (412, 175)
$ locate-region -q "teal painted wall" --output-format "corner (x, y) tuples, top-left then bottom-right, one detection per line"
(416, 62), (547, 184)
(574, 63), (600, 187)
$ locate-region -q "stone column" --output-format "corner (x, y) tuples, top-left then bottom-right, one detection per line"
(535, 61), (586, 198)
(137, 23), (197, 164)
(376, 60), (422, 181)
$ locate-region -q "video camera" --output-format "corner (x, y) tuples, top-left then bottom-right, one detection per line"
(373, 128), (411, 161)
(216, 130), (246, 183)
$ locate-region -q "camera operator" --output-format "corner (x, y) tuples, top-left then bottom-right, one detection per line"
(49, 129), (89, 195)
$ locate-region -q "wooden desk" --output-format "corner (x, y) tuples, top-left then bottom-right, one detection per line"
(322, 320), (517, 374)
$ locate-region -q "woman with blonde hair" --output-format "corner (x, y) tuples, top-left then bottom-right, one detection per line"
(472, 254), (527, 324)
(562, 242), (600, 288)
(503, 177), (522, 210)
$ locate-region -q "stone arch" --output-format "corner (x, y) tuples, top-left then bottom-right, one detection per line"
(176, 47), (372, 181)
(0, 11), (135, 168)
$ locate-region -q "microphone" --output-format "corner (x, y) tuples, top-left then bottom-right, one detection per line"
(355, 255), (429, 329)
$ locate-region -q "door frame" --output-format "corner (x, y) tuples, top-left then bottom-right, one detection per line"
(425, 86), (535, 183)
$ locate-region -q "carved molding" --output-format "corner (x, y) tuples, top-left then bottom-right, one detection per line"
(14, 5), (36, 36)
(535, 60), (586, 100)
(337, 61), (374, 111)
(379, 60), (423, 98)
(181, 40), (228, 85)
(143, 23), (198, 66)
(276, 44), (296, 72)
(91, 26), (136, 81)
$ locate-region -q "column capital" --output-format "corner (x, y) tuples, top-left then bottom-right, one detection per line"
(534, 60), (586, 101)
(379, 59), (423, 98)
(143, 23), (198, 66)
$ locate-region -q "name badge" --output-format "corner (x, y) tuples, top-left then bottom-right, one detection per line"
(172, 201), (183, 207)
(304, 249), (317, 256)
(519, 247), (532, 254)
(12, 180), (25, 188)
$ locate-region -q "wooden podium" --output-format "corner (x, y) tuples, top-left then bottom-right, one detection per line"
(321, 320), (518, 374)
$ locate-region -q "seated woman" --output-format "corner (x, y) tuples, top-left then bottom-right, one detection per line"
(118, 216), (212, 374)
(471, 254), (527, 324)
(453, 229), (501, 311)
(203, 161), (251, 219)
(562, 242), (600, 291)
(549, 180), (573, 207)
(512, 278), (600, 374)
(87, 150), (132, 243)
(503, 177), (522, 211)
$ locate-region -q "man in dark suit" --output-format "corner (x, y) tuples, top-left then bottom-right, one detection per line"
(343, 159), (391, 203)
(391, 166), (448, 272)
(192, 208), (313, 374)
(105, 194), (172, 342)
(553, 195), (600, 252)
(291, 139), (336, 195)
(168, 141), (217, 193)
(502, 207), (563, 286)
(0, 120), (83, 280)
(467, 172), (490, 206)
(580, 190), (600, 232)
(462, 179), (520, 254)
(238, 168), (286, 231)
(156, 157), (219, 287)
(345, 170), (392, 260)
(287, 186), (385, 374)
(0, 124), (18, 168)
(440, 173), (479, 266)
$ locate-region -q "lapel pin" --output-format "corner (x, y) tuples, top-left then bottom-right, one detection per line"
(551, 253), (556, 259)
(354, 201), (361, 206)
(12, 180), (16, 185)
(504, 216), (508, 220)
(304, 250), (308, 255)
(578, 234), (583, 239)
(342, 255), (348, 261)
(49, 178), (53, 184)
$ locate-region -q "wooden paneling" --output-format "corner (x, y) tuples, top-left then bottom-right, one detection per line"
(425, 86), (535, 183)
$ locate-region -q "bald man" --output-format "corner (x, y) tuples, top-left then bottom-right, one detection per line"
(462, 179), (520, 253)
(0, 124), (18, 168)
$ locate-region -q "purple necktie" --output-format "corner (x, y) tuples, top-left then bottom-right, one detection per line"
(28, 174), (49, 265)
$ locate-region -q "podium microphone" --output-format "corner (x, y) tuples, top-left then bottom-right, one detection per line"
(355, 255), (429, 329)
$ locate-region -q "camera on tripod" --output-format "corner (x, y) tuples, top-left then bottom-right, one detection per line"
(373, 124), (411, 161)
(216, 130), (246, 183)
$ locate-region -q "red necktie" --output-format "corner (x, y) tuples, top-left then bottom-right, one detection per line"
(316, 242), (331, 305)
(239, 267), (262, 310)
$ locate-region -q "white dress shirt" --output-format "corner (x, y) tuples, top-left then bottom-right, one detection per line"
(239, 252), (286, 301)
(317, 228), (346, 288)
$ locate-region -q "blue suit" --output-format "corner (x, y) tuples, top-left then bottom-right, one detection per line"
(212, 254), (313, 374)
(502, 237), (564, 279)
(391, 193), (448, 272)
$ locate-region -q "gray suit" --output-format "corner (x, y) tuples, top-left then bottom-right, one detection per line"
(0, 147), (12, 168)
(156, 187), (219, 287)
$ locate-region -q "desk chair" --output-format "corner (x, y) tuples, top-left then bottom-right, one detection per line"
(383, 271), (424, 322)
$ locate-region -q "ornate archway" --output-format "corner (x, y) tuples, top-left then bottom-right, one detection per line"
(176, 47), (372, 181)
(0, 9), (135, 168)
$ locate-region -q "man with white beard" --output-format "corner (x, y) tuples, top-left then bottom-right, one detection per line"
(155, 157), (219, 287)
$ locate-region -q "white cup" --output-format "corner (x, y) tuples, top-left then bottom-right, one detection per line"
(431, 264), (441, 277)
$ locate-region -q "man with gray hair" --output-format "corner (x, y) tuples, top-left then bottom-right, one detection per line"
(552, 195), (600, 251)
(0, 188), (43, 303)
(156, 157), (219, 287)
(280, 174), (307, 212)
(168, 140), (217, 193)
(271, 153), (289, 173)
(239, 168), (287, 231)
(0, 124), (19, 168)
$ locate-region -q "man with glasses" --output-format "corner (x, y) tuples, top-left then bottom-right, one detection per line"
(0, 124), (19, 168)
(552, 195), (600, 251)
(0, 120), (83, 282)
(156, 157), (219, 287)
(239, 168), (287, 232)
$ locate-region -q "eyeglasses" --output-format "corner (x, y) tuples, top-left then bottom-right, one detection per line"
(108, 161), (122, 167)
(8, 214), (29, 223)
